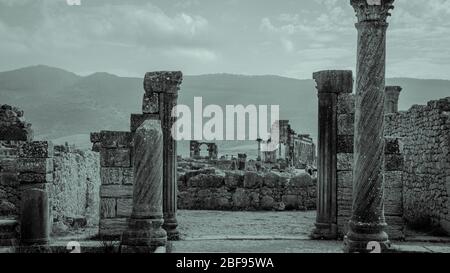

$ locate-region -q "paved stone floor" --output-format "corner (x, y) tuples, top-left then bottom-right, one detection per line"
(177, 210), (316, 240)
(2, 210), (449, 253)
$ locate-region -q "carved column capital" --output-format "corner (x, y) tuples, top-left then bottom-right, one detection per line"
(313, 70), (353, 94)
(351, 0), (394, 23)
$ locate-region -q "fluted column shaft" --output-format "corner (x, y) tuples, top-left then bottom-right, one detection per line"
(312, 70), (353, 239)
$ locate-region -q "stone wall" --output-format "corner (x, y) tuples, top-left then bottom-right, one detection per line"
(91, 131), (133, 238)
(335, 94), (406, 239)
(385, 97), (450, 234)
(178, 169), (316, 211)
(50, 145), (101, 230)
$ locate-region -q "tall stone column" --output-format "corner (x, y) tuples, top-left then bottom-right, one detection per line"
(144, 71), (183, 241)
(345, 0), (395, 253)
(385, 86), (402, 114)
(256, 138), (262, 161)
(121, 119), (166, 253)
(311, 70), (353, 239)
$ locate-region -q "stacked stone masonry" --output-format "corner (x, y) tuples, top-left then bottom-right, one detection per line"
(385, 97), (450, 234)
(177, 169), (316, 211)
(91, 131), (133, 238)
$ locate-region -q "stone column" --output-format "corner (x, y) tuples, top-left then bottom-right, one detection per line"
(17, 141), (53, 252)
(144, 71), (183, 241)
(121, 119), (166, 253)
(345, 0), (395, 253)
(311, 70), (353, 239)
(256, 138), (262, 161)
(385, 86), (402, 114)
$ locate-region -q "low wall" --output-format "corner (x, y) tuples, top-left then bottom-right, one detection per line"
(50, 146), (101, 230)
(177, 169), (316, 211)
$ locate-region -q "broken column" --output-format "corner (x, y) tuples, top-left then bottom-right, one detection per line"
(121, 119), (166, 253)
(345, 0), (395, 253)
(17, 141), (53, 250)
(311, 70), (353, 239)
(256, 138), (262, 161)
(385, 86), (402, 114)
(144, 71), (183, 240)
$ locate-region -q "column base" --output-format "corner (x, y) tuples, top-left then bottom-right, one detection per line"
(121, 218), (167, 253)
(311, 222), (338, 240)
(163, 216), (180, 241)
(343, 220), (390, 253)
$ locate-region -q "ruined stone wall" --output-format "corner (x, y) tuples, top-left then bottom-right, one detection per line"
(335, 94), (405, 239)
(178, 169), (316, 211)
(0, 141), (21, 217)
(91, 131), (133, 238)
(385, 97), (450, 234)
(336, 93), (354, 238)
(50, 146), (101, 229)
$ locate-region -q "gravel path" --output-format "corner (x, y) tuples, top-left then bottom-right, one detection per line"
(177, 210), (316, 240)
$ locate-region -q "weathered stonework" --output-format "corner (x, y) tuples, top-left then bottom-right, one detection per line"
(385, 97), (450, 234)
(121, 119), (166, 253)
(345, 0), (394, 253)
(312, 70), (353, 240)
(178, 170), (316, 211)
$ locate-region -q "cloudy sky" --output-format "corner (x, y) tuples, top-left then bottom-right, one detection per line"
(1, 0), (450, 79)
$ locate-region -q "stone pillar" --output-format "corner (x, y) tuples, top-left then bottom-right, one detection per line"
(311, 70), (353, 239)
(385, 86), (402, 114)
(256, 138), (262, 161)
(345, 0), (395, 253)
(144, 71), (183, 241)
(17, 141), (53, 251)
(121, 120), (166, 253)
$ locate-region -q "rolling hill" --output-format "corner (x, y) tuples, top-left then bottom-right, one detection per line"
(1, 65), (449, 156)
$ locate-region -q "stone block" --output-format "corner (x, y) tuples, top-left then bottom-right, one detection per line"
(90, 132), (102, 143)
(18, 173), (53, 184)
(337, 171), (352, 189)
(0, 126), (33, 141)
(16, 158), (53, 174)
(224, 171), (244, 188)
(130, 113), (160, 133)
(100, 167), (134, 185)
(289, 173), (313, 188)
(100, 185), (133, 198)
(243, 172), (263, 189)
(337, 93), (355, 115)
(338, 114), (354, 135)
(232, 188), (250, 209)
(337, 153), (353, 171)
(100, 198), (116, 219)
(99, 218), (127, 237)
(142, 92), (159, 114)
(337, 135), (353, 153)
(385, 154), (404, 171)
(384, 171), (403, 189)
(384, 187), (403, 216)
(116, 198), (132, 217)
(100, 148), (131, 167)
(100, 131), (132, 148)
(19, 141), (53, 158)
(282, 195), (299, 209)
(0, 172), (18, 186)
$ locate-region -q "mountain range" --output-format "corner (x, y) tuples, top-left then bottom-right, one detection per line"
(0, 65), (449, 156)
